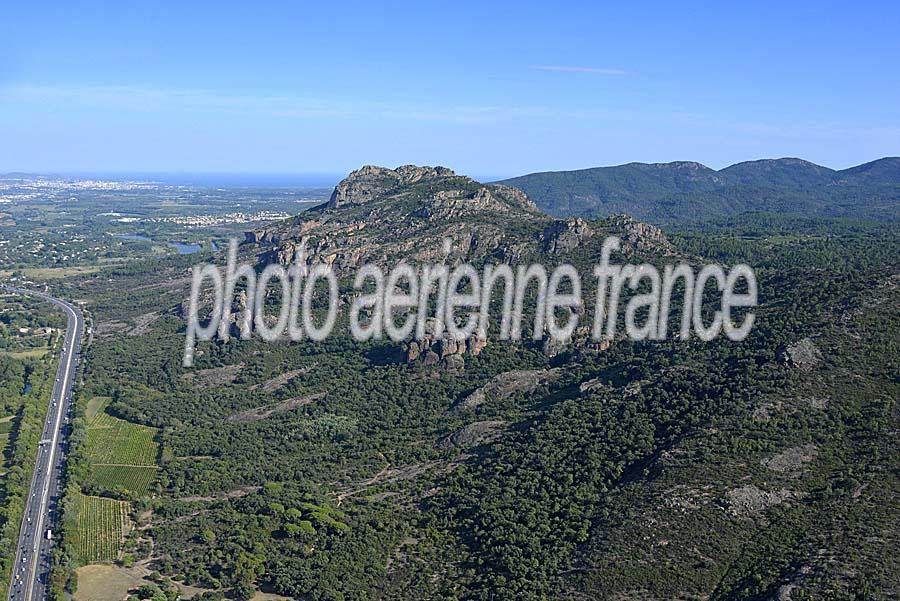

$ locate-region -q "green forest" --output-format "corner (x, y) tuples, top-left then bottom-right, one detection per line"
(37, 205), (899, 600)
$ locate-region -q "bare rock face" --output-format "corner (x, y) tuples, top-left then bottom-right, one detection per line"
(328, 164), (457, 208)
(725, 485), (796, 517)
(442, 353), (466, 374)
(218, 289), (252, 339)
(451, 368), (560, 413)
(540, 337), (569, 358)
(239, 164), (549, 281)
(434, 420), (505, 450)
(241, 166), (674, 279)
(244, 229), (280, 245)
(467, 334), (488, 355)
(752, 399), (784, 420)
(541, 218), (593, 254)
(774, 584), (798, 601)
(404, 318), (487, 369)
(609, 214), (672, 253)
(780, 338), (822, 371)
(489, 184), (539, 212)
(231, 166), (680, 366)
(324, 164), (540, 217)
(761, 444), (818, 476)
(415, 186), (522, 220)
(405, 332), (487, 368)
(539, 321), (610, 357)
(578, 377), (607, 395)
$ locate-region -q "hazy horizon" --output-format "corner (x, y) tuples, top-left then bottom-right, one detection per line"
(3, 153), (898, 187)
(3, 2), (898, 175)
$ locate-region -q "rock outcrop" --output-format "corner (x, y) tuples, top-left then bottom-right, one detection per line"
(451, 368), (560, 413)
(539, 322), (611, 357)
(780, 338), (822, 371)
(244, 229), (280, 244)
(578, 377), (607, 395)
(328, 165), (457, 208)
(434, 420), (505, 450)
(725, 485), (796, 517)
(244, 164), (549, 278)
(609, 214), (672, 253)
(404, 327), (487, 371)
(761, 444), (818, 476)
(541, 218), (593, 254)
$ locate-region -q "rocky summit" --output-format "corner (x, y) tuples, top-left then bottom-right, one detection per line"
(327, 165), (459, 208)
(245, 164), (672, 273)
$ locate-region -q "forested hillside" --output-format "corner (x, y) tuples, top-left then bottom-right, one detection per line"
(500, 157), (900, 224)
(41, 168), (900, 601)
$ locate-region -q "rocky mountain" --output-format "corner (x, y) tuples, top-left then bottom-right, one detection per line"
(245, 164), (671, 273)
(239, 165), (673, 367)
(245, 164), (546, 270)
(499, 156), (900, 224)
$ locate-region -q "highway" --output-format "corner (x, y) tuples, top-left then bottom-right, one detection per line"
(2, 285), (83, 601)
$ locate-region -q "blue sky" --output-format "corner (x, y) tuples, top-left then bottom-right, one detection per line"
(1, 0), (898, 177)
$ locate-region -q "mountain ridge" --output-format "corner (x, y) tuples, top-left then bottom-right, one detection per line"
(499, 156), (900, 224)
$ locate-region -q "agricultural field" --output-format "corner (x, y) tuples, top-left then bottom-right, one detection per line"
(0, 348), (49, 359)
(88, 465), (158, 496)
(86, 412), (160, 467)
(83, 404), (161, 496)
(66, 492), (129, 563)
(84, 396), (110, 421)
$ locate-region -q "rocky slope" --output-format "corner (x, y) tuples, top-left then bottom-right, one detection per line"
(244, 164), (672, 272)
(245, 164), (548, 271)
(237, 165), (674, 366)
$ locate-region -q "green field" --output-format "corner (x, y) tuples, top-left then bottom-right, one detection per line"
(87, 464), (159, 496)
(0, 265), (102, 280)
(86, 413), (159, 466)
(67, 492), (129, 563)
(84, 396), (111, 421)
(84, 410), (160, 496)
(0, 348), (49, 359)
(64, 407), (160, 566)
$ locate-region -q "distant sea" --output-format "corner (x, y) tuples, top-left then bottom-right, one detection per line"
(5, 170), (515, 187)
(54, 172), (344, 188)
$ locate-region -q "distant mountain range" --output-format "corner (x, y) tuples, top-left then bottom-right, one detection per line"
(498, 157), (900, 224)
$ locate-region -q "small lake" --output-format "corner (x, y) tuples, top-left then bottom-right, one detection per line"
(113, 234), (202, 254)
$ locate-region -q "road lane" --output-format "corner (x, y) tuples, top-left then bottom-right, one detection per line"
(2, 286), (83, 601)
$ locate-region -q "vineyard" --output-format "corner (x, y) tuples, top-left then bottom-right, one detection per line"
(86, 412), (159, 466)
(84, 410), (160, 497)
(87, 464), (159, 496)
(67, 492), (129, 563)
